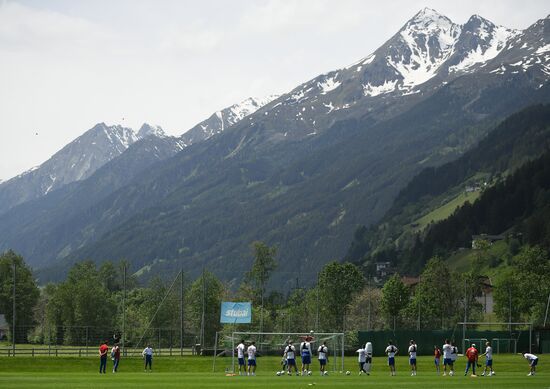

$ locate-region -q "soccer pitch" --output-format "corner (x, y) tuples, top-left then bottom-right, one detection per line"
(0, 355), (546, 388)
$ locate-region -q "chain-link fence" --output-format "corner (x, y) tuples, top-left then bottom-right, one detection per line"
(0, 325), (200, 357)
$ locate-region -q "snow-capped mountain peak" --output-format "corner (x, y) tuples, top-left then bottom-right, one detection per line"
(386, 8), (461, 90)
(225, 95), (280, 126)
(137, 123), (165, 139)
(447, 15), (519, 73)
(180, 94), (279, 144)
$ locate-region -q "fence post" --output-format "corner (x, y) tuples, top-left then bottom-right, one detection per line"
(86, 326), (89, 356)
(158, 328), (161, 356)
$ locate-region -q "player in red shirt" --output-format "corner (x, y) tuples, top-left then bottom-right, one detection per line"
(464, 343), (479, 376)
(434, 345), (441, 375)
(99, 340), (109, 374)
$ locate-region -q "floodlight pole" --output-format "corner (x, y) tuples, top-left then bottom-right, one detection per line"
(200, 267), (206, 348)
(122, 262), (126, 355)
(12, 261), (16, 356)
(508, 287), (516, 330)
(180, 267), (184, 356)
(543, 292), (550, 327)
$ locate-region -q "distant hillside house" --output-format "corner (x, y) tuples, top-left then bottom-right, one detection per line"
(375, 261), (394, 283)
(471, 234), (505, 249)
(401, 276), (420, 290)
(0, 314), (7, 340)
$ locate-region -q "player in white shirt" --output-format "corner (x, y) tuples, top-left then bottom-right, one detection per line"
(442, 339), (454, 376)
(284, 340), (299, 376)
(364, 341), (373, 374)
(246, 341), (257, 376)
(317, 341), (328, 376)
(408, 339), (418, 376)
(481, 341), (494, 376)
(523, 352), (538, 376)
(236, 340), (246, 375)
(356, 347), (367, 375)
(385, 341), (398, 376)
(450, 341), (459, 365)
(300, 336), (313, 375)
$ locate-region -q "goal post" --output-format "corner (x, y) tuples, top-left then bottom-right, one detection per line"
(218, 331), (345, 373)
(458, 322), (533, 354)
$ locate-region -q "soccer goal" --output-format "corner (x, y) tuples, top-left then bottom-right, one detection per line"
(459, 322), (533, 354)
(214, 331), (345, 373)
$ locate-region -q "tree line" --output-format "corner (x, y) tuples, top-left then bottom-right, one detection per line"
(3, 240), (548, 348)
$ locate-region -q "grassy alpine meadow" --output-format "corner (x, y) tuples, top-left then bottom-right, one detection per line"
(0, 354), (547, 388)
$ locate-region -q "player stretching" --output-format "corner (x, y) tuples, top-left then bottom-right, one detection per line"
(408, 340), (418, 376)
(385, 341), (398, 376)
(284, 340), (299, 376)
(247, 341), (257, 376)
(318, 341), (328, 376)
(434, 345), (441, 375)
(300, 336), (313, 376)
(481, 341), (494, 376)
(523, 352), (538, 376)
(464, 343), (479, 377)
(236, 340), (246, 375)
(442, 339), (454, 376)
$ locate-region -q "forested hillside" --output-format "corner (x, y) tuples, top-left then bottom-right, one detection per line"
(346, 104), (550, 273)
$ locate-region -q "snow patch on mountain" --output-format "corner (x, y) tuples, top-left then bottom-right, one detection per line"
(363, 80), (398, 97)
(318, 74), (341, 94)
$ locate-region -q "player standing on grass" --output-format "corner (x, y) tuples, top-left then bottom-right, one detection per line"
(450, 341), (458, 370)
(236, 339), (246, 375)
(300, 336), (313, 375)
(523, 352), (538, 376)
(142, 344), (153, 372)
(481, 341), (494, 376)
(442, 339), (454, 376)
(318, 341), (328, 376)
(99, 340), (109, 374)
(284, 340), (299, 376)
(356, 346), (367, 375)
(385, 340), (398, 376)
(464, 343), (479, 376)
(247, 341), (257, 376)
(364, 341), (373, 375)
(408, 339), (418, 376)
(434, 345), (441, 375)
(111, 343), (121, 373)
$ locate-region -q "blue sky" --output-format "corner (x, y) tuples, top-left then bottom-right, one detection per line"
(1, 0), (548, 179)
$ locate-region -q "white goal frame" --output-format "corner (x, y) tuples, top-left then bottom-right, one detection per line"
(220, 331), (345, 373)
(458, 322), (533, 354)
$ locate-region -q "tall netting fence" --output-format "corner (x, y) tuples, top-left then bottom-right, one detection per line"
(0, 325), (198, 357)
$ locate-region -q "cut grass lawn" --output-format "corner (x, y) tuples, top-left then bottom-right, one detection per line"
(0, 354), (546, 388)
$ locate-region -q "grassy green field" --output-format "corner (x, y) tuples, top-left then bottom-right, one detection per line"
(413, 191), (481, 231)
(0, 355), (546, 388)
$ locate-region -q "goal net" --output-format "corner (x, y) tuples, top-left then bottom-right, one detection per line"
(459, 322), (533, 354)
(214, 331), (345, 373)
